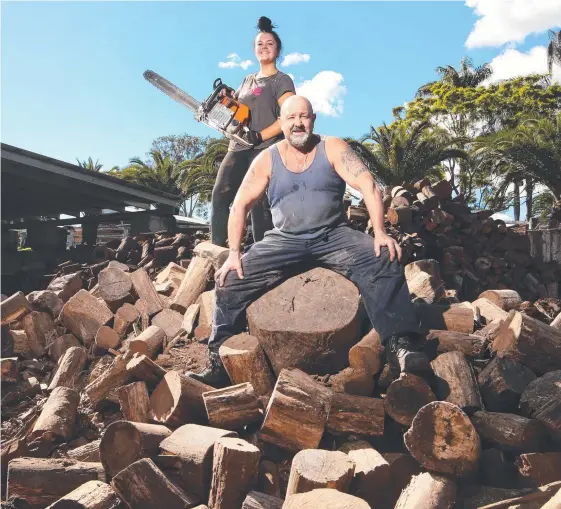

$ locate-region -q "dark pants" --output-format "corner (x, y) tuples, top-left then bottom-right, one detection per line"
(208, 225), (422, 362)
(211, 149), (273, 247)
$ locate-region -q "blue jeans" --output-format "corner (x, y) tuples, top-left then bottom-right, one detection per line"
(208, 225), (422, 363)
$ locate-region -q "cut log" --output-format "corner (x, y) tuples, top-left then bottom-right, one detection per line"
(45, 480), (119, 509)
(182, 303), (200, 337)
(130, 268), (163, 317)
(260, 368), (332, 452)
(23, 311), (56, 357)
(100, 420), (171, 478)
(326, 392), (384, 436)
(257, 461), (280, 498)
(1, 291), (31, 325)
(516, 452), (561, 486)
(384, 373), (436, 426)
(98, 267), (132, 305)
(159, 423), (237, 499)
(406, 270), (445, 304)
(209, 437), (261, 509)
(492, 311), (561, 375)
(219, 334), (275, 398)
(477, 357), (537, 412)
(478, 290), (521, 311)
(415, 303), (474, 334)
(27, 290), (63, 320)
(108, 260), (130, 271)
(113, 302), (140, 338)
(471, 411), (547, 453)
(47, 334), (80, 363)
(348, 329), (383, 376)
(126, 352), (167, 389)
(67, 439), (101, 462)
(203, 383), (262, 430)
(7, 458), (104, 509)
(395, 472), (457, 509)
(283, 488), (370, 509)
(242, 491), (283, 509)
(194, 290), (215, 340)
(84, 352), (132, 404)
(329, 367), (373, 397)
(388, 206), (413, 227)
(111, 458), (199, 509)
(128, 325), (165, 359)
(47, 272), (83, 302)
(48, 346), (87, 390)
(193, 241), (230, 269)
(152, 309), (184, 340)
(155, 262), (187, 298)
(117, 381), (150, 422)
(426, 330), (487, 359)
(404, 401), (481, 476)
(171, 256), (213, 314)
(61, 290), (113, 345)
(471, 298), (510, 324)
(286, 449), (354, 497)
(339, 441), (389, 507)
(1, 357), (18, 383)
(383, 453), (422, 508)
(247, 268), (360, 375)
(95, 325), (121, 350)
(10, 329), (31, 358)
(31, 386), (79, 442)
(431, 351), (482, 414)
(149, 371), (213, 427)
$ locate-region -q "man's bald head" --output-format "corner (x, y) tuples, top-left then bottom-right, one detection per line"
(279, 95), (316, 149)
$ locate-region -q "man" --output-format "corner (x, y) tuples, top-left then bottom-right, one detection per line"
(190, 96), (430, 386)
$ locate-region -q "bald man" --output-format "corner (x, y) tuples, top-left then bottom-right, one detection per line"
(190, 96), (430, 385)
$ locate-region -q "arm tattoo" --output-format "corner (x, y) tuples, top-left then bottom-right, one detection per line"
(341, 147), (368, 178)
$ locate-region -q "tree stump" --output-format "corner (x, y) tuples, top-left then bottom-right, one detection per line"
(23, 311), (55, 357)
(95, 326), (121, 350)
(48, 334), (80, 363)
(404, 401), (481, 476)
(1, 291), (31, 325)
(48, 346), (87, 390)
(478, 290), (521, 311)
(128, 325), (166, 359)
(516, 452), (561, 486)
(209, 437), (261, 509)
(100, 420), (171, 478)
(242, 491), (283, 509)
(425, 330), (487, 359)
(326, 393), (384, 436)
(219, 334), (275, 398)
(283, 489), (370, 509)
(126, 352), (167, 389)
(152, 309), (184, 340)
(203, 383), (262, 430)
(394, 472), (457, 509)
(260, 368), (332, 452)
(113, 302), (140, 337)
(385, 373), (436, 426)
(45, 480), (119, 509)
(27, 290), (63, 320)
(159, 423), (237, 499)
(98, 267), (132, 305)
(348, 329), (383, 376)
(247, 268), (360, 375)
(31, 386), (79, 442)
(130, 268), (163, 317)
(117, 381), (150, 422)
(171, 256), (213, 314)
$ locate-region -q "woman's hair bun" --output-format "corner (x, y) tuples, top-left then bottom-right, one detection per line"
(257, 16), (274, 32)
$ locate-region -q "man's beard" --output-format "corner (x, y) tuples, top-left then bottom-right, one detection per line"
(288, 129), (312, 148)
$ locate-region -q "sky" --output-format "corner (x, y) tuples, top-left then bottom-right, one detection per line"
(2, 1), (561, 181)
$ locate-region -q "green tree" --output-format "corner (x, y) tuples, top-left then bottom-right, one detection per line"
(76, 157), (103, 172)
(151, 134), (211, 164)
(548, 30), (561, 75)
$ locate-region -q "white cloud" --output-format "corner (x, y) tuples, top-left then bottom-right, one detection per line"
(465, 0), (561, 48)
(281, 52), (311, 67)
(218, 53), (253, 70)
(296, 71), (347, 117)
(486, 45), (561, 83)
(492, 212), (515, 224)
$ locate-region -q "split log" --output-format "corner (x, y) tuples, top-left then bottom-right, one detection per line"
(171, 256), (213, 314)
(260, 368), (332, 452)
(130, 268), (163, 317)
(492, 311), (561, 375)
(194, 290), (215, 340)
(326, 392), (384, 436)
(128, 325), (165, 359)
(67, 439), (101, 462)
(283, 489), (370, 509)
(478, 290), (521, 311)
(247, 268), (360, 375)
(155, 262), (187, 297)
(182, 303), (200, 336)
(149, 371), (213, 427)
(95, 325), (121, 350)
(516, 452), (561, 486)
(98, 267), (132, 305)
(61, 290), (113, 345)
(405, 259), (441, 279)
(209, 437), (261, 509)
(1, 291), (31, 325)
(384, 373), (436, 426)
(27, 290), (63, 320)
(31, 386), (79, 442)
(219, 333), (275, 398)
(242, 491), (283, 509)
(426, 330), (487, 359)
(100, 420), (171, 478)
(415, 303), (474, 334)
(45, 480), (119, 509)
(1, 357), (18, 383)
(47, 272), (83, 302)
(47, 334), (80, 363)
(126, 352), (167, 389)
(431, 351), (482, 414)
(10, 329), (31, 358)
(404, 401), (481, 476)
(117, 381), (150, 422)
(471, 298), (510, 324)
(111, 458), (199, 509)
(395, 472), (457, 509)
(257, 461), (280, 498)
(193, 241), (229, 269)
(329, 367), (373, 397)
(471, 411), (547, 453)
(203, 383), (262, 430)
(339, 441), (389, 507)
(48, 346), (87, 390)
(383, 453), (422, 507)
(23, 311), (56, 357)
(159, 423), (237, 499)
(7, 458), (104, 509)
(348, 329), (383, 376)
(406, 271), (445, 304)
(478, 357), (536, 412)
(113, 302), (140, 338)
(152, 309), (184, 340)
(84, 352), (132, 404)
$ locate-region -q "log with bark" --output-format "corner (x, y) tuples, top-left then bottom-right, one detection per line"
(171, 256), (213, 314)
(98, 267), (132, 305)
(23, 311), (56, 357)
(1, 291), (31, 325)
(126, 352), (167, 389)
(202, 383), (262, 430)
(328, 366), (374, 397)
(48, 346), (87, 390)
(67, 439), (101, 462)
(27, 290), (63, 320)
(415, 303), (474, 334)
(130, 268), (163, 317)
(326, 392), (384, 436)
(193, 241), (229, 269)
(95, 325), (121, 350)
(347, 328), (383, 377)
(47, 272), (83, 302)
(44, 480), (119, 509)
(384, 373), (436, 426)
(383, 453), (423, 508)
(478, 290), (522, 311)
(152, 309), (184, 341)
(117, 381), (150, 422)
(516, 452), (561, 486)
(128, 324), (166, 359)
(47, 333), (81, 363)
(194, 290), (214, 341)
(113, 302), (140, 338)
(425, 330), (487, 359)
(394, 472), (457, 509)
(31, 386), (80, 442)
(471, 298), (510, 324)
(84, 352), (133, 405)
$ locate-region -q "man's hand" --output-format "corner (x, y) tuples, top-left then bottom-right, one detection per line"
(215, 251), (244, 287)
(374, 232), (402, 262)
(243, 129), (263, 146)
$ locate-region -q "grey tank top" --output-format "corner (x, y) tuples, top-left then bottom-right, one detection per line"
(267, 137), (347, 237)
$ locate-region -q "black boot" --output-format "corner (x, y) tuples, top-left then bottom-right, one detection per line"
(386, 334), (431, 377)
(186, 357), (230, 388)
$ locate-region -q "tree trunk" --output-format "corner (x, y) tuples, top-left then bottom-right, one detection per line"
(513, 179), (521, 222)
(526, 177), (534, 220)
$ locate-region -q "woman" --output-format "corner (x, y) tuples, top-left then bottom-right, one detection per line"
(211, 16), (296, 247)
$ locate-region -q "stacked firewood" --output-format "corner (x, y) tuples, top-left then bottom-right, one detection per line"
(1, 240), (561, 507)
(347, 179), (561, 303)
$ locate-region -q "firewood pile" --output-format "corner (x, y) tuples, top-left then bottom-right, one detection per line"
(347, 178), (561, 303)
(1, 226), (561, 507)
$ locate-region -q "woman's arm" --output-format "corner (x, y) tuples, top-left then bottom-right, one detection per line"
(259, 91), (295, 141)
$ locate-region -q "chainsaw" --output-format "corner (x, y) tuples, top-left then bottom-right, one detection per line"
(144, 70), (252, 148)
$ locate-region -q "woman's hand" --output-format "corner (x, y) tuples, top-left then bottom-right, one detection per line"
(374, 232), (402, 262)
(215, 251), (244, 287)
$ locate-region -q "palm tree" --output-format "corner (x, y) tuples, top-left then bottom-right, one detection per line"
(548, 30), (561, 75)
(76, 157), (103, 172)
(347, 121), (467, 187)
